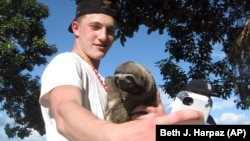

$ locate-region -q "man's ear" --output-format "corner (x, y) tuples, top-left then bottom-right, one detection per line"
(72, 21), (80, 37)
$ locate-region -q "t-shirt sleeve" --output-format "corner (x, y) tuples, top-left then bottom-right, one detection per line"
(39, 53), (82, 108)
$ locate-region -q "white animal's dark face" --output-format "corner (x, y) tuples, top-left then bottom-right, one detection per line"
(114, 61), (155, 97)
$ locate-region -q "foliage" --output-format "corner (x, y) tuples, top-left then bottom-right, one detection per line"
(228, 18), (250, 109)
(0, 0), (57, 139)
(1, 0), (250, 139)
(113, 0), (250, 109)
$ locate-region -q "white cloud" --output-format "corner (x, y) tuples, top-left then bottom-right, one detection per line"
(0, 112), (15, 126)
(215, 112), (250, 124)
(21, 129), (46, 141)
(0, 127), (46, 141)
(0, 112), (46, 141)
(0, 128), (7, 140)
(212, 97), (236, 110)
(0, 114), (5, 126)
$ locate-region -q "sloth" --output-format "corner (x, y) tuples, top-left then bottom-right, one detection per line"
(104, 61), (158, 123)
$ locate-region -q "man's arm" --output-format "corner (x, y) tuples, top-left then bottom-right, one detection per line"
(50, 85), (109, 141)
(50, 85), (203, 141)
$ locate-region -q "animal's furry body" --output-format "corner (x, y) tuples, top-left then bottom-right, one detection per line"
(105, 61), (157, 123)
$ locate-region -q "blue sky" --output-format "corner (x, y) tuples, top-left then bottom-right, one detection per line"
(0, 0), (249, 140)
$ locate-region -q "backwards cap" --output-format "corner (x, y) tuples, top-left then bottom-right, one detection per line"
(68, 0), (120, 33)
(186, 79), (212, 97)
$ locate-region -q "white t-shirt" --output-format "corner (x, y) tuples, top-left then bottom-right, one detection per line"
(39, 52), (107, 141)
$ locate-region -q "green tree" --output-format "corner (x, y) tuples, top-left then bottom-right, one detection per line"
(113, 0), (250, 109)
(0, 0), (57, 139)
(1, 0), (250, 139)
(228, 18), (250, 109)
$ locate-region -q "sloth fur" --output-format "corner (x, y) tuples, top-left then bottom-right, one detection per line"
(105, 61), (158, 123)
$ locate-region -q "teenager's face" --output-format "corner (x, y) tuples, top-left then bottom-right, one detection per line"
(72, 13), (117, 60)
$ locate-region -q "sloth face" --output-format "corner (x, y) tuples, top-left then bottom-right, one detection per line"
(114, 61), (153, 96)
(114, 73), (144, 94)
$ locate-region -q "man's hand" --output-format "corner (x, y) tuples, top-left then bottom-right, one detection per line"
(130, 91), (166, 120)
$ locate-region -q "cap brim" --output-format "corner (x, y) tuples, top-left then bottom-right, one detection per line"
(68, 20), (74, 33)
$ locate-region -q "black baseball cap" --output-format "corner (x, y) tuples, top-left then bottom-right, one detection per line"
(186, 79), (212, 97)
(68, 0), (120, 33)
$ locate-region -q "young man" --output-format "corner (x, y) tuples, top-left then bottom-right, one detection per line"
(39, 0), (203, 140)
